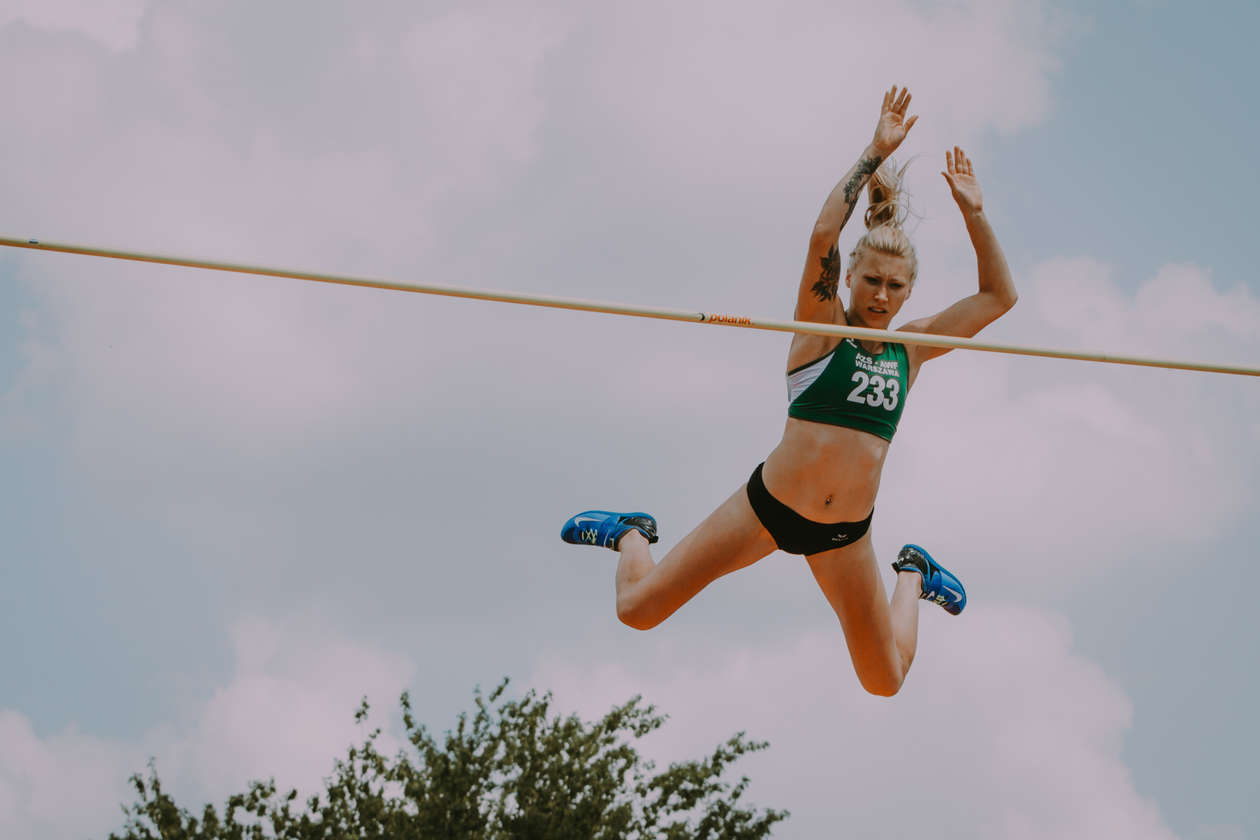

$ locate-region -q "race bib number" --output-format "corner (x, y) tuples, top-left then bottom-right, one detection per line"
(846, 371), (900, 410)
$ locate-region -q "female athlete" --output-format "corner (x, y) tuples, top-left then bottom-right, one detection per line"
(561, 86), (1017, 696)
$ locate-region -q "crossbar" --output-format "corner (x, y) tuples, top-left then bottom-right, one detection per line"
(2, 235), (1256, 377)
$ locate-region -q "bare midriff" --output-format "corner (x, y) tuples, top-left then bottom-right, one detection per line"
(761, 416), (888, 523)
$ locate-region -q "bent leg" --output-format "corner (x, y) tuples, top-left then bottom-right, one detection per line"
(806, 533), (924, 696)
(616, 485), (777, 630)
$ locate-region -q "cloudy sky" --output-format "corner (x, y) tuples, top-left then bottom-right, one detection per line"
(1, 1), (1257, 838)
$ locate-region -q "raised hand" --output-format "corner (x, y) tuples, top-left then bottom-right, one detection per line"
(872, 85), (918, 158)
(941, 146), (983, 214)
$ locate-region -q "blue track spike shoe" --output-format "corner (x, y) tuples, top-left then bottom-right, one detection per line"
(561, 510), (659, 550)
(892, 544), (966, 615)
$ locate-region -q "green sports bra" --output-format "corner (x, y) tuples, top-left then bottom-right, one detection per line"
(786, 338), (909, 441)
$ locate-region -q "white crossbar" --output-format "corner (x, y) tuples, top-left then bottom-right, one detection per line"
(2, 235), (1256, 377)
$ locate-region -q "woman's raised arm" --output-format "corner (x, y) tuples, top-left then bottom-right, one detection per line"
(797, 86), (917, 323)
(900, 147), (1018, 364)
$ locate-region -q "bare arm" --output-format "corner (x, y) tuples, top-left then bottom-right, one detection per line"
(796, 87), (918, 324)
(795, 148), (882, 323)
(812, 147), (885, 244)
(901, 147), (1017, 365)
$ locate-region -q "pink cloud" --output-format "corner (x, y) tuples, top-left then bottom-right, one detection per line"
(533, 603), (1176, 839)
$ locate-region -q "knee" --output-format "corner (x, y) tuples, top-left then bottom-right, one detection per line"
(858, 671), (905, 698)
(616, 597), (661, 631)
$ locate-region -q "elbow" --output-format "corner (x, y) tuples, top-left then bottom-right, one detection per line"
(986, 286), (1017, 313)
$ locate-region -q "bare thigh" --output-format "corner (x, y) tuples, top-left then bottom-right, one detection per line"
(624, 484), (778, 626)
(805, 533), (901, 688)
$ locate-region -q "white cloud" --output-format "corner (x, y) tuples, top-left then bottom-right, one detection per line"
(1028, 257), (1258, 358)
(0, 0), (147, 51)
(585, 0), (1070, 188)
(0, 615), (416, 839)
(0, 606), (1180, 840)
(0, 711), (136, 840)
(0, 0), (568, 262)
(871, 255), (1259, 596)
(533, 604), (1177, 840)
(1135, 263), (1260, 341)
(0, 0), (1079, 470)
(151, 616), (416, 804)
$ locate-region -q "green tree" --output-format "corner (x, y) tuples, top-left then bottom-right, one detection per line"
(110, 680), (788, 839)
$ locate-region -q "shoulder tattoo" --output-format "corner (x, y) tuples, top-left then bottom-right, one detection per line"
(811, 244), (842, 302)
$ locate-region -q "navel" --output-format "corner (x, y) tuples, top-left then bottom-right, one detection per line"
(824, 494), (833, 506)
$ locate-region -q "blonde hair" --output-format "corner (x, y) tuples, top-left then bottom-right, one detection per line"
(848, 158), (917, 282)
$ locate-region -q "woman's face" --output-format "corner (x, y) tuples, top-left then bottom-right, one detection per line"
(845, 250), (913, 328)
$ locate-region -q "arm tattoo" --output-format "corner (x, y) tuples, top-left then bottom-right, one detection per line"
(842, 155), (882, 205)
(809, 155), (881, 303)
(822, 155), (883, 233)
(811, 244), (842, 302)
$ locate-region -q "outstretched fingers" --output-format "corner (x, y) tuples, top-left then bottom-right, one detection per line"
(882, 84), (913, 115)
(946, 146), (974, 174)
(873, 86), (918, 157)
(942, 146), (974, 179)
(882, 85), (912, 112)
(894, 87), (911, 115)
(941, 146), (983, 212)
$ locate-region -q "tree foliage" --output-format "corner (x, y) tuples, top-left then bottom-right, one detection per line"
(110, 680), (787, 839)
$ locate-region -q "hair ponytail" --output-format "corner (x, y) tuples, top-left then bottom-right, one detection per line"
(864, 158), (909, 228)
(850, 158), (918, 282)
